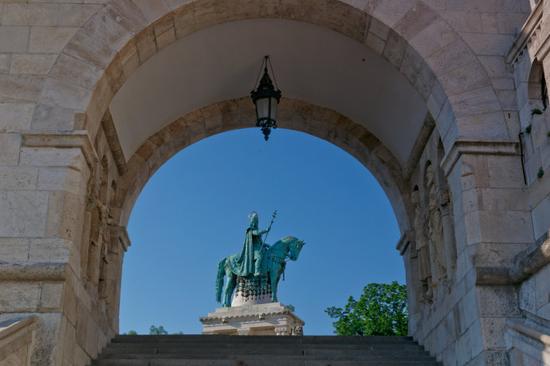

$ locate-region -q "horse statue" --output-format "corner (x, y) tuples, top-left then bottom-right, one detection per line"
(216, 236), (305, 307)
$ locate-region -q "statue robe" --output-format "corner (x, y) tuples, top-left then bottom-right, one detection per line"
(235, 227), (265, 277)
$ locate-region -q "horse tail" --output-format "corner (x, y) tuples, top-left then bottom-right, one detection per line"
(215, 258), (226, 303)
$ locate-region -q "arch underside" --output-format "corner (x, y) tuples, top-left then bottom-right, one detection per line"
(36, 0), (511, 169)
(114, 97), (411, 232)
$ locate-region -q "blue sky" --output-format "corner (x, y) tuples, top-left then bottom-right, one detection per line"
(120, 128), (404, 335)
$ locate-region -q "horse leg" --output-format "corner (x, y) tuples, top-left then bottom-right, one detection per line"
(222, 271), (232, 307)
(225, 275), (236, 306)
(223, 273), (236, 307)
(271, 271), (279, 302)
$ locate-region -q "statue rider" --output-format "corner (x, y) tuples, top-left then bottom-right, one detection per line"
(237, 212), (269, 277)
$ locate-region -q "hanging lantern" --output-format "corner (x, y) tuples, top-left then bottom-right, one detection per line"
(251, 56), (282, 141)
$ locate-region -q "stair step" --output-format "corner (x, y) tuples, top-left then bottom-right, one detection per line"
(100, 353), (435, 360)
(93, 336), (440, 366)
(104, 344), (425, 352)
(93, 359), (440, 366)
(113, 336), (413, 344)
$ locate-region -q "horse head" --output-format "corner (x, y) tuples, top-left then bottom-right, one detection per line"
(286, 236), (305, 261)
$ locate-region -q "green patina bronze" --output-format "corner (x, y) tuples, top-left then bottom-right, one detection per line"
(216, 212), (305, 307)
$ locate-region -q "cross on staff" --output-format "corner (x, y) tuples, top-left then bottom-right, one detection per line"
(262, 210), (277, 244)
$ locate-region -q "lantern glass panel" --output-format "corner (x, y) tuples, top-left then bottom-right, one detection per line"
(269, 97), (278, 122)
(256, 97), (271, 121)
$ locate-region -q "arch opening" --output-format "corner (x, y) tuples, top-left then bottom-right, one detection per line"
(120, 128), (405, 335)
(32, 0), (490, 362)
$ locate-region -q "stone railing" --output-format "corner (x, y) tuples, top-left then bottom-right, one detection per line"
(506, 317), (550, 365)
(0, 317), (37, 366)
(476, 231), (550, 285)
(508, 0), (545, 63)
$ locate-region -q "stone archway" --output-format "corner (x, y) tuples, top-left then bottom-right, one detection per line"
(33, 0), (511, 150)
(0, 1), (535, 366)
(116, 98), (409, 230)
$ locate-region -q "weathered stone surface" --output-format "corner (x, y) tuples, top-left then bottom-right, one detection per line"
(0, 134), (21, 165)
(0, 1), (547, 366)
(0, 103), (35, 132)
(10, 54), (57, 75)
(0, 27), (29, 53)
(29, 27), (78, 53)
(0, 191), (48, 237)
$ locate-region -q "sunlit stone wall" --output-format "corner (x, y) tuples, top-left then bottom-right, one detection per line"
(0, 1), (547, 366)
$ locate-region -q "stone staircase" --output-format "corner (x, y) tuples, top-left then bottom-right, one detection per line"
(92, 335), (441, 365)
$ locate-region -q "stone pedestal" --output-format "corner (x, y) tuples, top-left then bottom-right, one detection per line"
(200, 303), (304, 336)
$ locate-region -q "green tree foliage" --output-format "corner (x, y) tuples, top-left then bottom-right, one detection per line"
(149, 325), (168, 335)
(124, 326), (183, 335)
(325, 282), (408, 336)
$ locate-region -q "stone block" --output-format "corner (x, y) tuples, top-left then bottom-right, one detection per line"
(475, 210), (533, 244)
(370, 0), (413, 28)
(50, 53), (102, 91)
(0, 27), (29, 53)
(469, 242), (527, 267)
(479, 187), (530, 212)
(486, 155), (527, 188)
(39, 283), (63, 310)
(39, 78), (91, 111)
(427, 38), (473, 74)
(38, 167), (83, 195)
(532, 196), (550, 240)
(534, 264), (550, 310)
(383, 30), (407, 68)
(29, 313), (62, 366)
(440, 60), (489, 96)
(427, 80), (446, 119)
(135, 28), (157, 64)
(0, 133), (21, 165)
(29, 238), (70, 263)
(477, 286), (521, 317)
(368, 17), (390, 40)
(29, 27), (78, 53)
(156, 28), (176, 50)
(62, 283), (77, 326)
(72, 345), (90, 366)
(480, 317), (507, 349)
(0, 103), (35, 131)
(0, 54), (10, 74)
(46, 191), (84, 242)
(449, 87), (501, 118)
(0, 191), (48, 237)
(10, 54), (57, 75)
(443, 10), (483, 33)
(538, 303), (550, 320)
(0, 238), (29, 262)
(461, 33), (515, 57)
(0, 167), (37, 190)
(20, 147), (85, 170)
(0, 282), (41, 312)
(457, 287), (478, 335)
(60, 316), (76, 365)
(411, 19), (457, 58)
(31, 104), (76, 131)
(132, 0), (171, 23)
(519, 276), (537, 313)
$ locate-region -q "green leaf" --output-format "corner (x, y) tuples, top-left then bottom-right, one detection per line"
(325, 281), (408, 336)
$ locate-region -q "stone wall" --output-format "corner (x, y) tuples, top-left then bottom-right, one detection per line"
(0, 317), (37, 366)
(0, 0), (547, 365)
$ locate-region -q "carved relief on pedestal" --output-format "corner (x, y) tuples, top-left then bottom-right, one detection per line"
(411, 186), (433, 303)
(425, 163), (447, 285)
(411, 148), (458, 304)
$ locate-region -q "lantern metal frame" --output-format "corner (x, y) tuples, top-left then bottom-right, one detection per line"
(251, 56), (282, 141)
